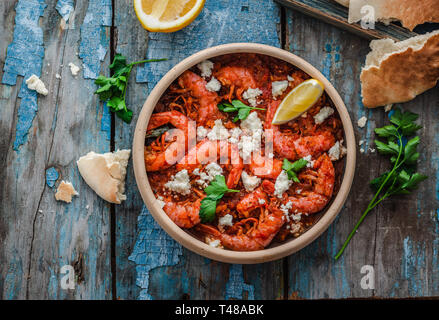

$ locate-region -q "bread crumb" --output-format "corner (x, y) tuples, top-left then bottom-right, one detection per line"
(357, 116), (368, 128)
(55, 181), (79, 203)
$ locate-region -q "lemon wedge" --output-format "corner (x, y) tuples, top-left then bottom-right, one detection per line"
(272, 79), (325, 125)
(134, 0), (205, 32)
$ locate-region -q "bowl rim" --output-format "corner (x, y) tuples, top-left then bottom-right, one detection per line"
(132, 43), (356, 264)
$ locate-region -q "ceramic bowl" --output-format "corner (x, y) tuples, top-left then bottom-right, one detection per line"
(132, 43), (356, 264)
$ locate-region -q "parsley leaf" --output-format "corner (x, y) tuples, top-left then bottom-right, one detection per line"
(282, 158), (308, 183)
(95, 53), (166, 123)
(217, 100), (265, 122)
(199, 175), (239, 223)
(335, 108), (427, 260)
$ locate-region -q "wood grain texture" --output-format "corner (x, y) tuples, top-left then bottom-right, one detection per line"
(124, 0), (285, 300)
(275, 0), (418, 40)
(0, 0), (112, 299)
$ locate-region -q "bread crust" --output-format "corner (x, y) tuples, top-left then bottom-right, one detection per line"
(361, 32), (439, 108)
(349, 0), (439, 30)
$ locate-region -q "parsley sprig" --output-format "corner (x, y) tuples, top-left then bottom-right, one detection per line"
(218, 100), (265, 122)
(282, 158), (308, 183)
(199, 175), (239, 223)
(335, 109), (427, 260)
(95, 53), (166, 123)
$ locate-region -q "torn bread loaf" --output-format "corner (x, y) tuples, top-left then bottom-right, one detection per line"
(334, 0), (349, 6)
(348, 0), (439, 31)
(55, 181), (79, 203)
(77, 149), (131, 204)
(361, 30), (439, 108)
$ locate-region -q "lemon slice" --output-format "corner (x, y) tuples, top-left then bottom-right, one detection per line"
(134, 0), (205, 32)
(272, 79), (325, 125)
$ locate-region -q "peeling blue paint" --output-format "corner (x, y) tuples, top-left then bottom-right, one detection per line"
(131, 0), (281, 300)
(2, 0), (47, 150)
(225, 264), (255, 300)
(56, 0), (74, 21)
(78, 0), (111, 79)
(402, 237), (427, 296)
(128, 206), (183, 300)
(100, 103), (111, 141)
(45, 167), (59, 188)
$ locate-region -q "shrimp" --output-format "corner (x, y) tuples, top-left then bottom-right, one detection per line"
(144, 110), (196, 171)
(265, 100), (335, 160)
(178, 70), (223, 126)
(248, 152), (283, 179)
(285, 153), (335, 215)
(162, 198), (202, 229)
(197, 204), (284, 251)
(236, 187), (268, 217)
(176, 139), (243, 189)
(214, 66), (258, 100)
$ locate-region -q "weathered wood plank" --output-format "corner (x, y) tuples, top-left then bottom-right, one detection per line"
(0, 0), (113, 299)
(275, 0), (418, 40)
(123, 0), (285, 300)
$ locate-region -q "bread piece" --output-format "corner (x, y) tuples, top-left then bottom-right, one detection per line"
(361, 30), (439, 108)
(77, 149), (131, 204)
(348, 0), (439, 31)
(55, 181), (79, 203)
(334, 0), (349, 7)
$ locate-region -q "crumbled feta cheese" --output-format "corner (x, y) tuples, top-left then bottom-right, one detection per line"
(207, 120), (230, 141)
(26, 75), (48, 95)
(156, 195), (165, 209)
(193, 168), (200, 175)
(207, 239), (222, 248)
(205, 77), (221, 92)
(280, 201), (293, 216)
(241, 171), (261, 192)
(164, 169), (191, 195)
(55, 73), (61, 79)
(290, 223), (301, 234)
(197, 126), (208, 140)
(360, 148), (365, 153)
(292, 213), (302, 222)
(359, 140), (364, 146)
(274, 170), (293, 198)
(303, 155), (315, 168)
(357, 116), (368, 128)
(328, 141), (347, 161)
(228, 127), (242, 144)
(68, 62), (80, 76)
(268, 152), (274, 159)
(237, 112), (263, 162)
(218, 214), (233, 227)
(384, 104), (393, 112)
(314, 107), (334, 124)
(258, 198), (266, 205)
(272, 80), (289, 98)
(197, 60), (214, 78)
(195, 163), (223, 188)
(296, 189), (302, 194)
(242, 87), (263, 107)
(287, 75), (294, 82)
(369, 148), (376, 153)
(301, 112), (308, 118)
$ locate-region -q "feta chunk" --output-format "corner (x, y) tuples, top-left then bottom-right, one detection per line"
(258, 198), (266, 205)
(218, 214), (233, 227)
(287, 75), (294, 82)
(357, 116), (368, 128)
(238, 112), (263, 161)
(197, 126), (208, 141)
(272, 80), (289, 98)
(328, 141), (347, 161)
(205, 77), (221, 92)
(274, 170), (293, 198)
(68, 62), (80, 76)
(242, 87), (263, 107)
(156, 195), (165, 209)
(195, 163), (223, 188)
(314, 107), (334, 124)
(26, 75), (48, 95)
(207, 239), (222, 248)
(241, 171), (261, 192)
(302, 155), (315, 168)
(228, 127), (242, 144)
(164, 169), (191, 195)
(207, 120), (230, 141)
(197, 60), (214, 78)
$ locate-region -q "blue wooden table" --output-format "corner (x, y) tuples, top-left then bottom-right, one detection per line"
(1, 0), (438, 300)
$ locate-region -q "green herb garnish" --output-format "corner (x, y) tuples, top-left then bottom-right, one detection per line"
(282, 158), (308, 183)
(217, 99), (265, 122)
(199, 175), (239, 223)
(335, 109), (427, 260)
(95, 53), (167, 123)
